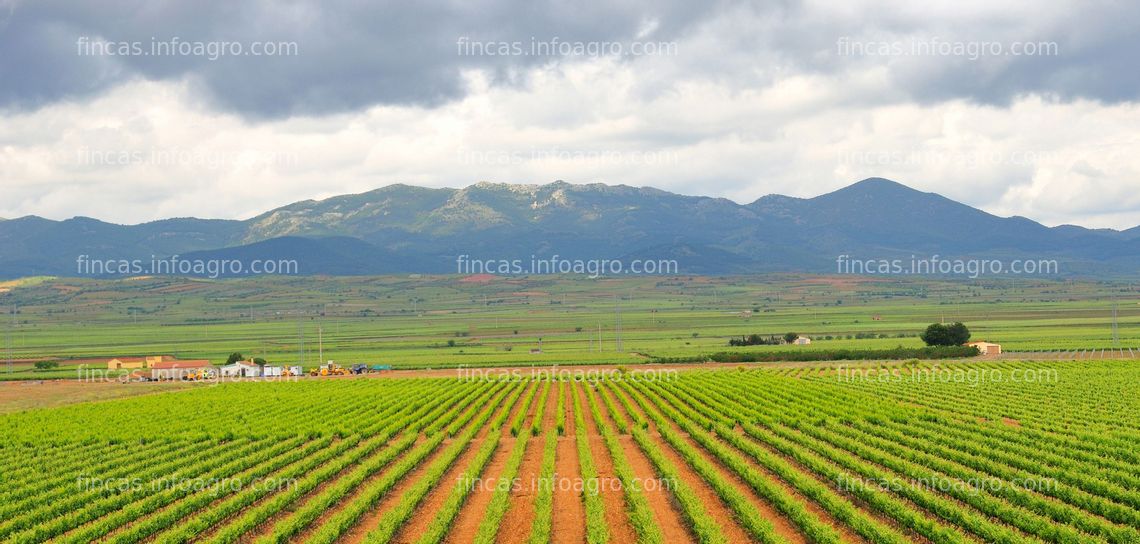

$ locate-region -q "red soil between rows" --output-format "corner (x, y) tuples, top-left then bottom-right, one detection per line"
(337, 389), (518, 544)
(730, 425), (923, 544)
(497, 380), (558, 543)
(388, 387), (530, 544)
(599, 384), (757, 544)
(442, 389), (538, 542)
(623, 385), (822, 543)
(250, 398), (454, 543)
(635, 383), (863, 544)
(572, 382), (638, 543)
(588, 383), (695, 543)
(551, 383), (586, 544)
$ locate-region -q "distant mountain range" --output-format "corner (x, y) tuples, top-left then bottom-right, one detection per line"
(1, 178), (1137, 278)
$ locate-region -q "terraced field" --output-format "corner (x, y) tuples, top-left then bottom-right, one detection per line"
(1, 359), (1138, 543)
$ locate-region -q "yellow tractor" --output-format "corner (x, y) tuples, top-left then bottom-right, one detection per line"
(183, 369), (214, 381)
(310, 362), (349, 376)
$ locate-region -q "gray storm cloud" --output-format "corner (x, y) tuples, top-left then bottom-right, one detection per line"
(1, 1), (1139, 118)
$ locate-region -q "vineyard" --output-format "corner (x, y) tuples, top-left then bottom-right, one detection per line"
(1, 359), (1139, 543)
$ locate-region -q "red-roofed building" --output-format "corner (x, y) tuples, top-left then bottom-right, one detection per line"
(108, 355), (174, 370)
(108, 357), (147, 370)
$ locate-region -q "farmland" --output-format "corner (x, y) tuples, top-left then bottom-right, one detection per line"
(1, 359), (1138, 543)
(2, 273), (1138, 542)
(0, 274), (1137, 378)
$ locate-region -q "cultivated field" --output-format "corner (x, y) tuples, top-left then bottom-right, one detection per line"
(2, 359), (1138, 543)
(0, 274), (1137, 379)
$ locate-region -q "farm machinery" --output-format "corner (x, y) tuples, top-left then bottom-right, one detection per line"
(310, 362), (350, 376)
(182, 369), (216, 381)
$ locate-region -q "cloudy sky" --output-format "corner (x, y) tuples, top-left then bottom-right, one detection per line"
(1, 0), (1138, 229)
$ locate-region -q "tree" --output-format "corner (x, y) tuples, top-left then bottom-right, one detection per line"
(947, 322), (971, 345)
(226, 352), (244, 365)
(784, 332), (799, 344)
(921, 322), (970, 346)
(921, 324), (949, 346)
(252, 357), (267, 366)
(34, 361), (59, 371)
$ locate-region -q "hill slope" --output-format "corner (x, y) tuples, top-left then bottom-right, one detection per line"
(1, 178), (1136, 278)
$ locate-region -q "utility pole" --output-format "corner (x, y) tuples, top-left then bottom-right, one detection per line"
(318, 325), (324, 364)
(615, 296), (622, 352)
(6, 305), (13, 375)
(1112, 302), (1120, 347)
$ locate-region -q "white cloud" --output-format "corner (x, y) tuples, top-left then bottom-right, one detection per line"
(1, 41), (1138, 229)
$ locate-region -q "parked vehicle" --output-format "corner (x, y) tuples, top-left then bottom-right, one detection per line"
(310, 362), (349, 376)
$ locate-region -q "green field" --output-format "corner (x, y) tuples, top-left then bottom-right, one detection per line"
(1, 360), (1137, 543)
(1, 273), (1138, 542)
(0, 274), (1137, 378)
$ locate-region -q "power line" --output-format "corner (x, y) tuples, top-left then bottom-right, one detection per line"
(1112, 301), (1120, 347)
(615, 296), (623, 352)
(5, 305), (13, 375)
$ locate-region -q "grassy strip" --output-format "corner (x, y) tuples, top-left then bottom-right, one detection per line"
(654, 345), (980, 364)
(658, 379), (938, 544)
(800, 423), (1083, 544)
(635, 381), (857, 544)
(4, 438), (258, 541)
(288, 383), (520, 544)
(474, 376), (549, 542)
(531, 379), (552, 436)
(612, 381), (780, 544)
(511, 381), (540, 437)
(103, 437), (335, 544)
(210, 383), (490, 544)
(48, 438), (297, 543)
(526, 430), (558, 544)
(598, 383), (726, 544)
(901, 417), (1140, 504)
(0, 440), (149, 507)
(818, 422), (1126, 543)
(156, 386), (451, 543)
(252, 433), (420, 544)
(706, 375), (1091, 543)
(572, 381), (609, 544)
(415, 429), (504, 544)
(361, 382), (524, 544)
(582, 383), (665, 544)
(737, 371), (1134, 542)
(0, 439), (208, 535)
(556, 380), (566, 436)
(154, 436), (357, 544)
(845, 420), (1140, 534)
(473, 431), (533, 544)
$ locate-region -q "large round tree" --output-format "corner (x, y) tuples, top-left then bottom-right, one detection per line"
(920, 322), (971, 346)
